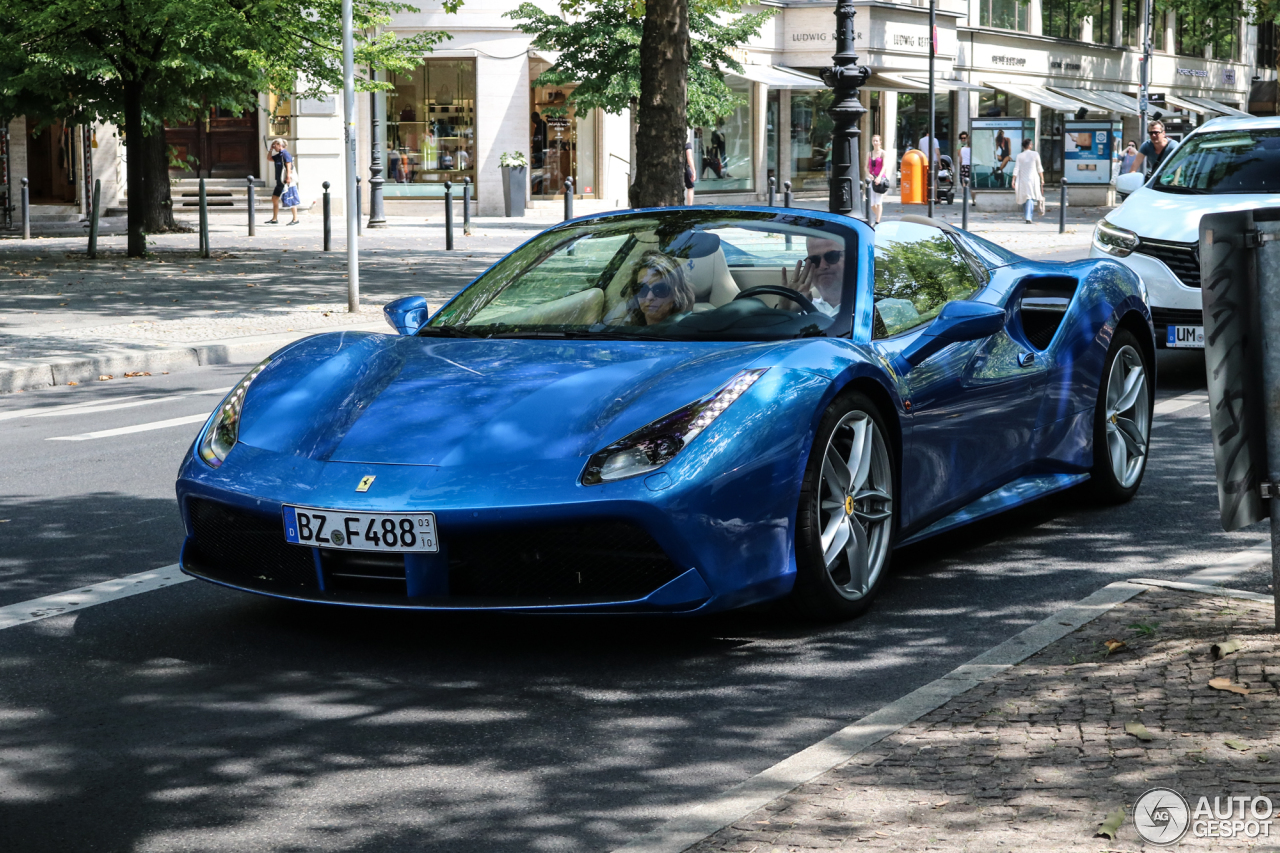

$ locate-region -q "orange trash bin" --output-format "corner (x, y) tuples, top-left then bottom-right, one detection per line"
(900, 149), (928, 205)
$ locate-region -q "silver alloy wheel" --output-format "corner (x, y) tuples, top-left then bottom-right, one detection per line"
(817, 411), (894, 600)
(1104, 344), (1150, 489)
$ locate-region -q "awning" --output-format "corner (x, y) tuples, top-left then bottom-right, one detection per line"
(1157, 93), (1211, 115)
(728, 65), (824, 90)
(864, 72), (928, 92)
(982, 80), (1090, 112)
(898, 75), (992, 93)
(1047, 87), (1141, 116)
(1178, 95), (1251, 117)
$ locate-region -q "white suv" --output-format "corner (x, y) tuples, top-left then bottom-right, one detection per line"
(1091, 116), (1280, 349)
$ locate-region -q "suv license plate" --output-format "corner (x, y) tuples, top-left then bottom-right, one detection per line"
(282, 506), (439, 552)
(1167, 325), (1204, 349)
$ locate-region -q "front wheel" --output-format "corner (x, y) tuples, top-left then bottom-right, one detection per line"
(1088, 329), (1152, 503)
(790, 392), (896, 620)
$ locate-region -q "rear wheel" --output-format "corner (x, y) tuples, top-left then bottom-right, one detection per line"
(790, 392), (896, 620)
(1088, 329), (1152, 503)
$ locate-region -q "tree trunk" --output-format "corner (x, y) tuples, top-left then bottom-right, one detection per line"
(121, 80), (178, 256)
(634, 0), (689, 208)
(123, 80), (147, 257)
(628, 97), (639, 208)
(138, 120), (177, 234)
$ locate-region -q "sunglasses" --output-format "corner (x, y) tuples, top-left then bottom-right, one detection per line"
(1148, 130), (1163, 136)
(806, 250), (844, 267)
(637, 282), (673, 299)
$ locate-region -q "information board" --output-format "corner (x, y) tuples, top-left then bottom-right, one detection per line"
(969, 118), (1035, 190)
(1063, 120), (1120, 185)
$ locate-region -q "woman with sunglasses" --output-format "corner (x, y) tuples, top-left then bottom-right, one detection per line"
(611, 251), (695, 326)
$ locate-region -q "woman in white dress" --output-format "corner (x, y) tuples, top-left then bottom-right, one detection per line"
(1011, 137), (1045, 223)
(865, 135), (889, 225)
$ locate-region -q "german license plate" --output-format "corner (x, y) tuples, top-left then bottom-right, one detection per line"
(282, 506), (438, 552)
(1167, 325), (1204, 348)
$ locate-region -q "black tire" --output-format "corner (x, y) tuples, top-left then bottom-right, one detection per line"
(1087, 328), (1153, 503)
(789, 391), (897, 621)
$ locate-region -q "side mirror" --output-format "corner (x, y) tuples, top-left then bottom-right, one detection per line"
(1115, 172), (1146, 196)
(900, 301), (1006, 367)
(383, 295), (430, 336)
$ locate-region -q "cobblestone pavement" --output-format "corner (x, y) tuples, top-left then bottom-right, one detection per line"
(687, 588), (1280, 852)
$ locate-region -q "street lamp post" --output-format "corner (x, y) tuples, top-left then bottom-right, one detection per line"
(368, 70), (387, 229)
(821, 0), (870, 217)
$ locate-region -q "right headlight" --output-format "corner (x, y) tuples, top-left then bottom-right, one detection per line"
(1093, 220), (1140, 257)
(582, 368), (769, 485)
(197, 358), (270, 468)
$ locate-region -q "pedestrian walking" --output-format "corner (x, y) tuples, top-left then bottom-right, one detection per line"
(1120, 140), (1138, 176)
(268, 138), (300, 225)
(866, 135), (889, 225)
(684, 140), (696, 204)
(1130, 120), (1179, 177)
(958, 131), (972, 192)
(1012, 137), (1045, 223)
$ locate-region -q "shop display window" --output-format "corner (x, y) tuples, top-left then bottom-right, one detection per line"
(1043, 0), (1113, 42)
(384, 60), (476, 197)
(895, 92), (953, 163)
(791, 89), (833, 192)
(531, 80), (590, 198)
(979, 0), (1029, 32)
(692, 75), (754, 193)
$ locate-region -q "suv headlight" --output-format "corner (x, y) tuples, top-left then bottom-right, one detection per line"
(197, 359), (270, 468)
(582, 368), (769, 485)
(1093, 220), (1140, 257)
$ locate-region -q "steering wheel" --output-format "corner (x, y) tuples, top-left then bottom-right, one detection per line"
(733, 285), (820, 315)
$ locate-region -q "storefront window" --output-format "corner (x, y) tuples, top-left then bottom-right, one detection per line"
(1175, 12), (1236, 57)
(1043, 0), (1113, 42)
(693, 75), (754, 193)
(267, 92), (293, 141)
(977, 91), (1029, 118)
(978, 0), (1029, 32)
(792, 89), (833, 192)
(896, 92), (952, 163)
(384, 60), (476, 197)
(1211, 17), (1240, 61)
(767, 90), (779, 187)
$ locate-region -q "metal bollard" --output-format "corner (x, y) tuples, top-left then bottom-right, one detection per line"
(1059, 178), (1068, 235)
(355, 176), (363, 237)
(444, 180), (454, 251)
(564, 178), (574, 221)
(198, 178), (210, 259)
(783, 180), (793, 208)
(768, 177), (776, 207)
(246, 176), (256, 236)
(864, 179), (872, 222)
(21, 177), (30, 239)
(962, 182), (970, 231)
(88, 179), (102, 259)
(322, 182), (332, 252)
(462, 177), (472, 236)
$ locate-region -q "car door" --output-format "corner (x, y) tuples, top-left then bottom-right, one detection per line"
(868, 222), (1044, 533)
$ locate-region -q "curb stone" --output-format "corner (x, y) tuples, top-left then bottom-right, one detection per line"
(613, 547), (1273, 853)
(0, 322), (386, 393)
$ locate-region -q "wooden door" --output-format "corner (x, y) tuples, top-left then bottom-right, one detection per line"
(168, 105), (260, 177)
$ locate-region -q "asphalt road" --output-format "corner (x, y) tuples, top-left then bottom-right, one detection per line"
(0, 342), (1269, 853)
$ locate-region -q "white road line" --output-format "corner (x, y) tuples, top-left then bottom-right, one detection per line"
(0, 387), (230, 422)
(1154, 390), (1209, 416)
(0, 565), (191, 631)
(46, 413), (211, 441)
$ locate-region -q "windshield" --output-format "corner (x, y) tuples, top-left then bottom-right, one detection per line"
(423, 210), (857, 341)
(1154, 129), (1280, 195)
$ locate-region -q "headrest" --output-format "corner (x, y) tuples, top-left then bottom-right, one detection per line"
(684, 249), (727, 300)
(664, 230), (721, 259)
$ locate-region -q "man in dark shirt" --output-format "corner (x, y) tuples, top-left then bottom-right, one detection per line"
(1129, 120), (1179, 176)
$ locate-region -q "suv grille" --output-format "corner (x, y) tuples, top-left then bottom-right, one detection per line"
(1134, 240), (1201, 288)
(1150, 307), (1204, 328)
(185, 498), (318, 592)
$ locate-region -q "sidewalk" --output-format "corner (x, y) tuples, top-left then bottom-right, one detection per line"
(675, 581), (1279, 852)
(0, 205), (1097, 393)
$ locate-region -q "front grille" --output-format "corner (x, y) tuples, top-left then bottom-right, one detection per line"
(1134, 240), (1201, 288)
(321, 550), (407, 595)
(447, 521), (684, 601)
(185, 498), (318, 592)
(1151, 307), (1204, 327)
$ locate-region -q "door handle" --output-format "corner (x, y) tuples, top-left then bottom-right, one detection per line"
(1017, 351), (1036, 368)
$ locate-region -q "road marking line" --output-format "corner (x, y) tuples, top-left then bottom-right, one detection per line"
(611, 539), (1275, 853)
(0, 565), (191, 631)
(46, 412), (211, 441)
(0, 387), (230, 423)
(1154, 390), (1209, 416)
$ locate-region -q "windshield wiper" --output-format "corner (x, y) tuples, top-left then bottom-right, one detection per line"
(488, 329), (680, 341)
(1155, 184), (1210, 194)
(417, 325), (488, 338)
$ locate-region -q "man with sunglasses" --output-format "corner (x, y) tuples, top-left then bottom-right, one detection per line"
(783, 236), (846, 317)
(1129, 120), (1179, 177)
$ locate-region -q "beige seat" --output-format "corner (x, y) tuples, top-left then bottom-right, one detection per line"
(685, 249), (739, 311)
(487, 287), (604, 327)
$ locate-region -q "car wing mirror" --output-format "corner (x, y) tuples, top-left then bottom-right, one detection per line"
(383, 295), (430, 335)
(1115, 172), (1146, 195)
(900, 301), (1006, 368)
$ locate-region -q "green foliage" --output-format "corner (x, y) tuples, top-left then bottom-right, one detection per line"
(873, 235), (978, 336)
(500, 151), (529, 168)
(507, 0), (773, 127)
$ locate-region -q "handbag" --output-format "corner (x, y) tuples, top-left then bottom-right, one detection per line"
(873, 178), (889, 195)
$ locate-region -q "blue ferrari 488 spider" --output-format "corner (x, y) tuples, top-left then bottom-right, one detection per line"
(176, 207), (1153, 619)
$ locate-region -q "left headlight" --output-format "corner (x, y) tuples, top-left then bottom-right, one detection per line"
(1093, 220), (1140, 257)
(582, 368), (769, 485)
(198, 358), (270, 468)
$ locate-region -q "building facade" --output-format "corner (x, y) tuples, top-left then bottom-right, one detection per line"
(1, 0), (1270, 224)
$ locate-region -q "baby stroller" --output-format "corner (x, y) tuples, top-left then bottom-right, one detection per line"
(936, 154), (956, 205)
